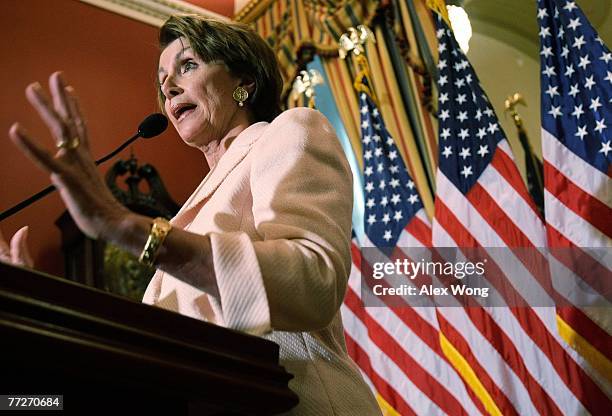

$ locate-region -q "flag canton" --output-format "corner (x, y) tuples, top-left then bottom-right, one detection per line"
(435, 16), (506, 194)
(538, 0), (611, 173)
(358, 77), (423, 247)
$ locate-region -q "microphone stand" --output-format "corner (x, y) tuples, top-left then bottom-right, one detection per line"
(0, 133), (141, 222)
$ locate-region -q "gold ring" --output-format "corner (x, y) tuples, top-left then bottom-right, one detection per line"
(57, 137), (80, 149)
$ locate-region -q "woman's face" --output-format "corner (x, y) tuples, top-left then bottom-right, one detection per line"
(158, 37), (242, 148)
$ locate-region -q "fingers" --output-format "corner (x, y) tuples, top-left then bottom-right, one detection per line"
(50, 72), (71, 122)
(65, 86), (89, 149)
(25, 82), (68, 145)
(10, 226), (34, 267)
(9, 123), (62, 173)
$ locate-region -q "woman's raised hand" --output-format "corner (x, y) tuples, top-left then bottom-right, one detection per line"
(0, 226), (33, 267)
(8, 72), (128, 240)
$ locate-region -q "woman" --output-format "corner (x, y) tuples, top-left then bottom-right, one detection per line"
(5, 15), (381, 415)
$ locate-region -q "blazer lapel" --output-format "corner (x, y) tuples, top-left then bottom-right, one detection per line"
(171, 121), (269, 226)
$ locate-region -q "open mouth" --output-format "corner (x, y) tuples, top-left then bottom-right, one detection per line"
(173, 104), (197, 121)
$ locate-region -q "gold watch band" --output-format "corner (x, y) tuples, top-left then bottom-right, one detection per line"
(138, 217), (172, 267)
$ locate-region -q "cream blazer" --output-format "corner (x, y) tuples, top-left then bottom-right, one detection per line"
(143, 108), (380, 415)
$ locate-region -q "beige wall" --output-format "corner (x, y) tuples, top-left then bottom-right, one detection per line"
(466, 0), (611, 181)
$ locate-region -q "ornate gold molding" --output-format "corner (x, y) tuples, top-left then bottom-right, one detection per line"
(233, 0), (275, 23)
(79, 0), (229, 27)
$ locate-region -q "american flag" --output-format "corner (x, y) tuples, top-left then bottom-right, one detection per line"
(341, 75), (482, 415)
(537, 0), (612, 404)
(432, 10), (610, 415)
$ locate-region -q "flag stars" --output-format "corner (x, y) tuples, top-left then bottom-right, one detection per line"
(440, 128), (451, 140)
(454, 78), (466, 88)
(379, 180), (386, 190)
(386, 137), (394, 146)
(572, 35), (586, 50)
(537, 7), (548, 19)
(578, 54), (591, 70)
(459, 147), (471, 159)
(584, 75), (595, 90)
(460, 165), (473, 178)
(364, 150), (373, 160)
(564, 1), (577, 12)
(372, 108), (379, 117)
(606, 71), (612, 84)
(458, 128), (470, 140)
(569, 83), (580, 97)
(367, 214), (376, 225)
(366, 198), (375, 209)
(377, 163), (384, 173)
(456, 94), (467, 105)
(542, 65), (556, 77)
(360, 105), (368, 115)
(557, 26), (565, 39)
(484, 108), (494, 117)
(407, 180), (415, 189)
(487, 122), (499, 134)
(408, 194), (419, 204)
(390, 178), (400, 188)
(436, 28), (445, 39)
(477, 145), (489, 158)
(389, 165), (399, 174)
(439, 92), (449, 104)
(540, 46), (553, 58)
(365, 182), (374, 192)
(571, 104), (584, 119)
(442, 146), (453, 158)
(590, 97), (602, 112)
(361, 120), (369, 129)
(382, 213), (391, 224)
(388, 150), (398, 160)
(382, 230), (392, 241)
(548, 105), (563, 118)
(599, 140), (612, 157)
(373, 134), (381, 142)
(594, 119), (606, 134)
(475, 109), (483, 121)
(440, 109), (450, 121)
(391, 194), (401, 205)
(374, 147), (383, 157)
(439, 42), (447, 53)
(393, 211), (403, 222)
(564, 64), (575, 77)
(567, 17), (581, 31)
(539, 26), (551, 38)
(545, 85), (559, 98)
(364, 166), (373, 176)
(575, 125), (588, 140)
(380, 196), (388, 207)
(600, 52), (612, 64)
(561, 46), (570, 58)
(457, 111), (468, 122)
(439, 75), (448, 86)
(477, 127), (487, 139)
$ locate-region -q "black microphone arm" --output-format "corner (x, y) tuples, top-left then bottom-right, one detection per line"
(0, 113), (168, 222)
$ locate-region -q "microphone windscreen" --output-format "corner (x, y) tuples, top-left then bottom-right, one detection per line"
(138, 113), (168, 138)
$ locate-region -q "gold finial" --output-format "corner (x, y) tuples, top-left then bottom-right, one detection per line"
(338, 25), (375, 59)
(291, 69), (324, 108)
(504, 93), (527, 128)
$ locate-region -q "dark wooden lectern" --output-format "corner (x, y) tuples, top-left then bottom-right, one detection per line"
(0, 262), (298, 415)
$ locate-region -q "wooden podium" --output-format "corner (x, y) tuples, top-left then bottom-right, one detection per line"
(0, 262), (298, 415)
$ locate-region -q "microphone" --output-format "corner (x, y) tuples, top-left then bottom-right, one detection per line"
(0, 113), (168, 222)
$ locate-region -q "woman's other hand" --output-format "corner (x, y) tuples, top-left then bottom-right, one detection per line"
(8, 72), (127, 240)
(0, 226), (33, 267)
